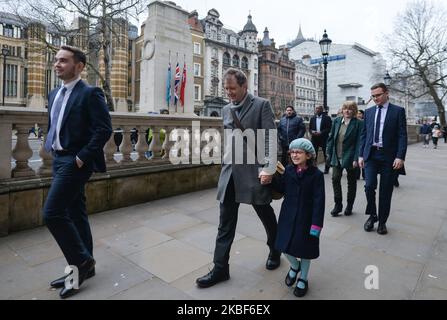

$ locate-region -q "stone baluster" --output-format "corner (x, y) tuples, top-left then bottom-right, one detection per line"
(149, 125), (163, 161)
(11, 124), (35, 178)
(161, 126), (172, 160)
(135, 126), (149, 163)
(0, 122), (12, 179)
(37, 124), (53, 176)
(119, 126), (134, 164)
(103, 132), (118, 168)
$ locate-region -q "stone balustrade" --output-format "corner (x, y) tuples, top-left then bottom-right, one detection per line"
(0, 108), (223, 181)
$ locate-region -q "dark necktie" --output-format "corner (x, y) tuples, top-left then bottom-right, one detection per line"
(45, 87), (67, 152)
(374, 105), (383, 144)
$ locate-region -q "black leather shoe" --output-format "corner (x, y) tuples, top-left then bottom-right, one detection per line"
(344, 204), (353, 216)
(266, 250), (281, 270)
(58, 258), (95, 299)
(50, 268), (96, 289)
(196, 267), (230, 288)
(293, 279), (309, 297)
(364, 215), (378, 232)
(394, 180), (399, 187)
(377, 224), (388, 235)
(331, 203), (343, 217)
(285, 265), (301, 287)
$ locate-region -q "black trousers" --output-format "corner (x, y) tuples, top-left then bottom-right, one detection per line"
(43, 154), (93, 267)
(364, 149), (397, 225)
(311, 138), (329, 171)
(213, 176), (278, 270)
(280, 145), (289, 166)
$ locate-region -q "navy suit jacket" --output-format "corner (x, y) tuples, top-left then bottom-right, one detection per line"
(359, 103), (407, 162)
(47, 80), (113, 172)
(309, 114), (332, 141)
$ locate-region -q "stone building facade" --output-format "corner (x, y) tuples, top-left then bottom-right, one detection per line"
(294, 57), (323, 120)
(258, 27), (295, 119)
(188, 11), (205, 116)
(0, 11), (136, 111)
(200, 9), (259, 117)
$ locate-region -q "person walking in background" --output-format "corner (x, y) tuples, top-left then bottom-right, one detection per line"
(419, 120), (431, 148)
(326, 101), (363, 217)
(43, 46), (112, 298)
(432, 124), (442, 149)
(278, 106), (305, 166)
(270, 138), (325, 298)
(309, 105), (332, 174)
(359, 83), (407, 235)
(196, 68), (280, 289)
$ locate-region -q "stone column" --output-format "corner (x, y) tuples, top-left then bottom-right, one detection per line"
(149, 126), (162, 161)
(37, 124), (53, 176)
(135, 126), (149, 163)
(12, 124), (35, 178)
(103, 134), (118, 169)
(0, 123), (12, 179)
(119, 126), (134, 164)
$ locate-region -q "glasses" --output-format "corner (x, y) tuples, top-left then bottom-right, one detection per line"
(371, 92), (386, 99)
(289, 150), (305, 155)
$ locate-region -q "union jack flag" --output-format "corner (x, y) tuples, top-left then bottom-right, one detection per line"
(174, 62), (181, 106)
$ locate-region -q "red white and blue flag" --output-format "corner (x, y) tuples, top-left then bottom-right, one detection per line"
(179, 62), (186, 107)
(174, 62), (181, 106)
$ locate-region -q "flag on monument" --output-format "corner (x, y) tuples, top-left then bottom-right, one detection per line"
(174, 62), (181, 106)
(179, 62), (186, 107)
(166, 62), (171, 107)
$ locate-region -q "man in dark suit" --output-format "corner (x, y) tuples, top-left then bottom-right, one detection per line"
(196, 68), (280, 288)
(43, 46), (112, 298)
(359, 83), (407, 235)
(309, 105), (332, 174)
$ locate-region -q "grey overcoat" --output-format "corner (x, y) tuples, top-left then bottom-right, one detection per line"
(216, 93), (277, 205)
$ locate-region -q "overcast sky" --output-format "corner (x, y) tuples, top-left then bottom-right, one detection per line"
(158, 0), (443, 53)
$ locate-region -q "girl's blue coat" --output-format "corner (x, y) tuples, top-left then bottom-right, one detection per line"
(272, 165), (325, 259)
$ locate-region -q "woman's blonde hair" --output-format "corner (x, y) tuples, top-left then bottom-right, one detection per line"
(342, 101), (358, 114)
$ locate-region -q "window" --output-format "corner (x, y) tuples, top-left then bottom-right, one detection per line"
(194, 63), (201, 77)
(5, 64), (18, 97)
(232, 55), (240, 67)
(241, 57), (249, 69)
(254, 58), (258, 69)
(194, 85), (201, 101)
(3, 24), (13, 37)
(223, 52), (231, 65)
(254, 73), (258, 86)
(193, 42), (201, 55)
(346, 96), (356, 101)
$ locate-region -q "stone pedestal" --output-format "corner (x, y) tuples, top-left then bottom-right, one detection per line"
(139, 1), (194, 114)
(27, 95), (45, 109)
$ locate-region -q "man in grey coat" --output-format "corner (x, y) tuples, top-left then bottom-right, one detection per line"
(196, 68), (280, 288)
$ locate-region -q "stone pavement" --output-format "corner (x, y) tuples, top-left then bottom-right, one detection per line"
(1, 142), (447, 300)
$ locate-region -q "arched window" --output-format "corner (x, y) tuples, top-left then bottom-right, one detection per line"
(232, 55), (240, 67)
(241, 56), (249, 69)
(223, 52), (231, 65)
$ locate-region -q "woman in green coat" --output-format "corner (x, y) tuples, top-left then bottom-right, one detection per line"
(326, 101), (364, 216)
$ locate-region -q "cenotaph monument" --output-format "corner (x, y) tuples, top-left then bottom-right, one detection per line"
(139, 1), (194, 114)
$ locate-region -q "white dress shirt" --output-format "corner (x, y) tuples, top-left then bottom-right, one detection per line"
(316, 115), (322, 132)
(372, 101), (389, 147)
(50, 77), (82, 151)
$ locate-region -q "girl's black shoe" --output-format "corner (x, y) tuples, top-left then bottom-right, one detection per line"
(293, 279), (308, 297)
(285, 265), (300, 287)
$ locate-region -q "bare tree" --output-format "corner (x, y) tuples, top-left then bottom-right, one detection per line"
(385, 0), (447, 126)
(8, 0), (149, 111)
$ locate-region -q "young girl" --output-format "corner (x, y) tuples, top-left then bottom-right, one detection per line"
(271, 138), (325, 297)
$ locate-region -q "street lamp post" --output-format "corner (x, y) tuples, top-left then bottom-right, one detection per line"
(384, 71), (391, 87)
(1, 46), (10, 107)
(319, 30), (332, 113)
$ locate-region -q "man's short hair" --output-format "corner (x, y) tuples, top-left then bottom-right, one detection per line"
(224, 68), (247, 87)
(60, 45), (86, 65)
(370, 83), (388, 92)
(286, 106), (295, 111)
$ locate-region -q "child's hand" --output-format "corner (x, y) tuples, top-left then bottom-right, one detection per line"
(310, 225), (321, 238)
